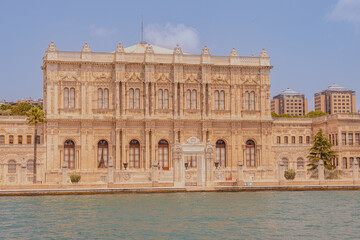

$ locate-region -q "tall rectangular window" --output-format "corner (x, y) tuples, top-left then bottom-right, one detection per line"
(9, 135), (14, 144)
(299, 136), (303, 144)
(306, 136), (310, 144)
(348, 133), (353, 145)
(356, 133), (359, 145)
(291, 136), (296, 144)
(342, 133), (346, 145)
(27, 135), (31, 144)
(36, 135), (40, 144)
(0, 135), (4, 145)
(276, 136), (280, 144)
(18, 136), (22, 144)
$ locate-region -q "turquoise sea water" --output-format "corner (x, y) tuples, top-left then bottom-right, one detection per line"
(1, 191), (360, 239)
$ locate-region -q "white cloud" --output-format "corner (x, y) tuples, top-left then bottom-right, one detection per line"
(144, 23), (200, 54)
(327, 0), (360, 24)
(89, 25), (117, 37)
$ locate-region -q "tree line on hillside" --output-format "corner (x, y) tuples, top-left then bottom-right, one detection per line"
(0, 102), (43, 116)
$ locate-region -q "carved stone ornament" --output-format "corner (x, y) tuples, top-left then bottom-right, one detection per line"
(145, 43), (154, 54)
(185, 74), (200, 83)
(47, 40), (57, 51)
(93, 72), (112, 80)
(155, 73), (170, 83)
(173, 44), (183, 55)
(82, 41), (91, 52)
(230, 47), (239, 57)
(59, 71), (79, 81)
(186, 136), (200, 144)
(201, 44), (210, 55)
(259, 48), (269, 58)
(126, 72), (142, 82)
(116, 41), (125, 53)
(212, 75), (229, 85)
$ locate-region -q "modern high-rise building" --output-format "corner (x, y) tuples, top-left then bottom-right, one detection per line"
(314, 84), (356, 114)
(271, 88), (308, 116)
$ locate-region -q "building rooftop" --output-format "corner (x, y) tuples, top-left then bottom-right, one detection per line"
(124, 42), (176, 54)
(280, 88), (301, 95)
(326, 83), (349, 92)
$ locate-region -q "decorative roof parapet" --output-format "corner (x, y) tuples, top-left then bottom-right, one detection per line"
(173, 44), (183, 64)
(115, 41), (125, 62)
(47, 40), (57, 52)
(229, 47), (240, 65)
(81, 42), (92, 61)
(45, 41), (57, 60)
(259, 48), (270, 66)
(144, 43), (155, 63)
(201, 44), (211, 65)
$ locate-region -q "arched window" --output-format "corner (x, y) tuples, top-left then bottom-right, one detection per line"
(27, 160), (34, 172)
(282, 158), (289, 169)
(245, 91), (249, 110)
(70, 88), (75, 108)
(276, 136), (281, 144)
(135, 88), (140, 108)
(220, 90), (225, 110)
(215, 90), (219, 110)
(18, 135), (22, 144)
(216, 139), (226, 167)
(284, 136), (288, 144)
(27, 135), (31, 144)
(129, 140), (140, 169)
(350, 157), (354, 168)
(64, 87), (69, 108)
(297, 158), (304, 169)
(191, 90), (197, 109)
(98, 88), (103, 109)
(98, 140), (108, 168)
(0, 135), (5, 145)
(292, 136), (296, 144)
(158, 140), (169, 170)
(343, 157), (347, 169)
(306, 136), (310, 144)
(64, 140), (75, 169)
(8, 160), (16, 173)
(129, 88), (134, 109)
(250, 91), (255, 110)
(104, 88), (109, 109)
(246, 140), (256, 167)
(9, 135), (14, 144)
(186, 90), (191, 109)
(299, 136), (303, 144)
(164, 89), (169, 109)
(158, 89), (163, 109)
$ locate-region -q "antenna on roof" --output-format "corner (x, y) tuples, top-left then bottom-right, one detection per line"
(141, 15), (145, 44)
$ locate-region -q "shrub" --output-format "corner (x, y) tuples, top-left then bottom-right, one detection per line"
(284, 169), (296, 180)
(325, 169), (343, 179)
(70, 174), (81, 183)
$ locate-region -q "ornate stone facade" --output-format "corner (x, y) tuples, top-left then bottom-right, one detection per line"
(0, 41), (359, 186)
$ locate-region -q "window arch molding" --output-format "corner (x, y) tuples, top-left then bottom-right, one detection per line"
(245, 139), (256, 167)
(98, 139), (109, 168)
(8, 160), (16, 173)
(215, 139), (226, 167)
(158, 139), (169, 170)
(64, 139), (75, 169)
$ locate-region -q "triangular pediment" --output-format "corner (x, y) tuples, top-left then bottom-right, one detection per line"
(126, 72), (142, 82)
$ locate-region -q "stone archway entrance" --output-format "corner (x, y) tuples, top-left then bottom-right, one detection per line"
(172, 137), (214, 187)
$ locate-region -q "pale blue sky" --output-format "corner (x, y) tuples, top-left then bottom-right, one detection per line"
(0, 0), (359, 110)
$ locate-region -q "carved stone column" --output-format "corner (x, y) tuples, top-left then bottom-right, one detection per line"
(205, 139), (214, 186)
(145, 129), (150, 169)
(278, 159), (284, 181)
(353, 157), (359, 180)
(173, 140), (184, 187)
(107, 157), (114, 184)
(62, 161), (68, 185)
(145, 82), (149, 117)
(151, 161), (159, 187)
(318, 160), (325, 181)
(20, 160), (27, 185)
(237, 160), (244, 186)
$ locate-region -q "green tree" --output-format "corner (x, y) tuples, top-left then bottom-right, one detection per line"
(27, 107), (46, 183)
(307, 128), (337, 171)
(11, 102), (32, 116)
(0, 104), (12, 111)
(304, 110), (327, 118)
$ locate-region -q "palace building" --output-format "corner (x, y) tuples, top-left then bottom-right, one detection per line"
(0, 41), (359, 187)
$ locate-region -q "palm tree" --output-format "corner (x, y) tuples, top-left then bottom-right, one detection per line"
(27, 106), (45, 183)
